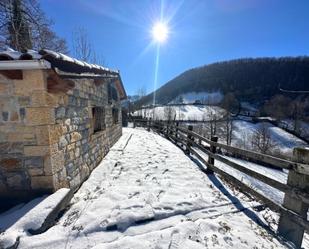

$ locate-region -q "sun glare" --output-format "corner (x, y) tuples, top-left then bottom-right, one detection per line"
(152, 22), (168, 43)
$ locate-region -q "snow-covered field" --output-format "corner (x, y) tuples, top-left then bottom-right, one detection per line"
(232, 120), (307, 156)
(0, 128), (297, 249)
(133, 105), (225, 121)
(133, 104), (307, 157)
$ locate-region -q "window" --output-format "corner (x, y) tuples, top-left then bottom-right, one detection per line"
(112, 108), (119, 124)
(108, 83), (118, 103)
(92, 107), (105, 133)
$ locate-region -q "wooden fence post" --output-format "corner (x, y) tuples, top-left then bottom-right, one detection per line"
(186, 125), (193, 154)
(278, 147), (309, 248)
(206, 136), (218, 174)
(176, 122), (179, 139)
(147, 118), (151, 132)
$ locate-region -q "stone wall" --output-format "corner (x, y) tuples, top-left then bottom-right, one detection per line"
(0, 69), (122, 204)
(54, 78), (122, 191)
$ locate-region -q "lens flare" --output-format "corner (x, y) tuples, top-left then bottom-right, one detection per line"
(152, 22), (168, 43)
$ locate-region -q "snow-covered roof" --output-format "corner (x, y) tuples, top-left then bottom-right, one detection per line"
(0, 48), (118, 76)
(0, 48), (127, 99)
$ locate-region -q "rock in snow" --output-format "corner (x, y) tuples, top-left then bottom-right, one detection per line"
(0, 188), (71, 248)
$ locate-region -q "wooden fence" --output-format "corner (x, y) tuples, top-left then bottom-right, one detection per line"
(132, 118), (309, 248)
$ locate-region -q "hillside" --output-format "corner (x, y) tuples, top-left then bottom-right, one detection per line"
(137, 57), (309, 106)
(132, 105), (307, 157)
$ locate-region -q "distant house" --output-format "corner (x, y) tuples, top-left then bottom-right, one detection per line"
(0, 49), (126, 205)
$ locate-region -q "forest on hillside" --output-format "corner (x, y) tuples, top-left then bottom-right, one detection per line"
(137, 57), (309, 106)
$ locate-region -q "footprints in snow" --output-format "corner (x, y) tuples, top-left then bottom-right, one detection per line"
(128, 191), (140, 199)
(99, 204), (155, 231)
(177, 202), (193, 207)
(168, 230), (181, 249)
(112, 161), (124, 180)
(162, 169), (169, 174)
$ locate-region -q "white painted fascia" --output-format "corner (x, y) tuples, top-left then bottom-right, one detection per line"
(0, 59), (51, 70)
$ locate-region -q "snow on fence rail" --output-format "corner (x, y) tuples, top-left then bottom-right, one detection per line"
(132, 118), (309, 248)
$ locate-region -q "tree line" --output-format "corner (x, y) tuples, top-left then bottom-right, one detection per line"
(136, 57), (309, 107)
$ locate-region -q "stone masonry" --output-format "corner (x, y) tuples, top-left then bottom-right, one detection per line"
(0, 69), (122, 204)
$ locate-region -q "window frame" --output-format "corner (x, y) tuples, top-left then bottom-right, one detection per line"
(108, 82), (119, 103)
(112, 107), (119, 125)
(92, 106), (106, 133)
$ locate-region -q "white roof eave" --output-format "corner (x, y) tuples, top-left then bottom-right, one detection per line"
(0, 59), (51, 70)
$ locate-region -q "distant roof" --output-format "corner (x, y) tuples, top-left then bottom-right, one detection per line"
(0, 48), (127, 99)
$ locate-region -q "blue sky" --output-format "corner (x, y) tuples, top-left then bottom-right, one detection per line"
(41, 0), (309, 95)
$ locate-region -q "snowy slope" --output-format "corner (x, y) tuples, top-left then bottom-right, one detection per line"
(280, 119), (309, 141)
(232, 121), (307, 156)
(133, 105), (225, 121)
(0, 128), (291, 249)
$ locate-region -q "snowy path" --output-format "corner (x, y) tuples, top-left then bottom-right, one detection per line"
(3, 128), (288, 249)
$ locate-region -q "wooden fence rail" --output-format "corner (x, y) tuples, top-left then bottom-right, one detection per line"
(132, 118), (309, 248)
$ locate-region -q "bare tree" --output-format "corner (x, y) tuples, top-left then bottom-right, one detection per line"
(164, 105), (176, 123)
(0, 0), (68, 52)
(209, 111), (219, 137)
(72, 27), (92, 62)
(136, 86), (146, 99)
(221, 93), (240, 115)
(223, 112), (233, 145)
(35, 25), (67, 53)
(289, 98), (306, 134)
(133, 86), (147, 111)
(220, 93), (238, 144)
(72, 26), (105, 64)
(91, 49), (106, 65)
(251, 123), (276, 154)
(235, 130), (251, 150)
(177, 105), (185, 121)
(263, 95), (290, 121)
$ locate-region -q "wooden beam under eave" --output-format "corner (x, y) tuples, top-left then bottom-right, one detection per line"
(47, 70), (75, 93)
(94, 78), (111, 86)
(0, 70), (23, 80)
(114, 79), (127, 100)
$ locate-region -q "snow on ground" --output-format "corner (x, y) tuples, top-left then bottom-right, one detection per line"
(0, 197), (46, 232)
(133, 105), (225, 121)
(0, 188), (70, 248)
(194, 148), (286, 205)
(171, 91), (223, 104)
(0, 128), (290, 249)
(232, 120), (307, 156)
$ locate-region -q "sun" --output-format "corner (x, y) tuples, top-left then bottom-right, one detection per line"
(152, 22), (169, 43)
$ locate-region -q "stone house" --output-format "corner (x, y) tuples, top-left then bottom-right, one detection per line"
(0, 49), (126, 206)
